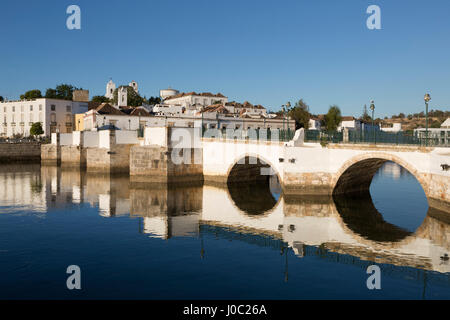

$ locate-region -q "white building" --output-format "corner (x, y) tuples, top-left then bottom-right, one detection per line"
(381, 123), (402, 133)
(337, 117), (380, 132)
(152, 104), (187, 116)
(0, 98), (88, 137)
(309, 118), (321, 130)
(82, 108), (294, 132)
(160, 88), (180, 100)
(163, 91), (228, 108)
(441, 118), (450, 128)
(414, 118), (450, 146)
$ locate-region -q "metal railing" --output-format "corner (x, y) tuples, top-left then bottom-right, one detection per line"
(201, 127), (295, 142)
(305, 129), (449, 147)
(348, 130), (448, 146)
(305, 130), (343, 144)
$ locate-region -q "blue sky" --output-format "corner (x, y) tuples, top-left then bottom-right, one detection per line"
(0, 0), (449, 116)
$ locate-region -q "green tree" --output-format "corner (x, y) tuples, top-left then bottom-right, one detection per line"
(30, 122), (44, 137)
(45, 88), (57, 99)
(148, 96), (161, 105)
(287, 99), (311, 129)
(91, 96), (111, 103)
(361, 104), (371, 122)
(0, 96), (4, 102)
(20, 89), (42, 100)
(112, 86), (145, 107)
(45, 84), (80, 100)
(324, 105), (342, 131)
(431, 120), (441, 128)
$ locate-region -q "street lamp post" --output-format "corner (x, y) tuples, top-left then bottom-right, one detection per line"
(284, 102), (291, 141)
(424, 93), (431, 146)
(370, 100), (375, 143)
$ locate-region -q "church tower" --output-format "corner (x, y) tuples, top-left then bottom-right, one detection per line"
(118, 86), (128, 107)
(105, 79), (116, 99)
(129, 80), (138, 93)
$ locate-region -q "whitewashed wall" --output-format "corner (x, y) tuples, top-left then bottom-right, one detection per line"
(144, 127), (168, 147)
(116, 130), (139, 145)
(59, 133), (73, 146)
(99, 130), (111, 149)
(83, 131), (99, 148)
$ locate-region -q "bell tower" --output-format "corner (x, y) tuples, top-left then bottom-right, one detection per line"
(118, 87), (128, 107)
(129, 80), (138, 93)
(105, 79), (116, 99)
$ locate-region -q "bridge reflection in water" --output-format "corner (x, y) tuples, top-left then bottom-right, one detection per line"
(0, 164), (449, 286)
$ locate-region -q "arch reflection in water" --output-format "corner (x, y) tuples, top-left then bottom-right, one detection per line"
(227, 156), (281, 215)
(370, 161), (429, 232)
(332, 193), (412, 242)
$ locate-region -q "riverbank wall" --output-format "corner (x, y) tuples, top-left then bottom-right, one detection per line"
(0, 143), (41, 163)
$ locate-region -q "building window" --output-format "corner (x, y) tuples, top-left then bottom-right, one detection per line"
(30, 113), (34, 122)
(12, 106), (15, 112)
(51, 105), (56, 111)
(39, 105), (42, 111)
(50, 113), (56, 123)
(30, 105), (33, 111)
(66, 105), (71, 112)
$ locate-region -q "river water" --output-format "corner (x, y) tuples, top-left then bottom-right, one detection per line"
(0, 162), (449, 299)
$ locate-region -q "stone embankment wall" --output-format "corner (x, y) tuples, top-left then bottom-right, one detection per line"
(130, 145), (203, 185)
(87, 144), (133, 173)
(61, 145), (87, 168)
(0, 143), (41, 163)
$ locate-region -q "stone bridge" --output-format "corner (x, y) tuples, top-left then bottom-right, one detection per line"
(198, 130), (450, 212)
(42, 127), (450, 213)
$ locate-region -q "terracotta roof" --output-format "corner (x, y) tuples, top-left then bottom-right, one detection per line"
(96, 103), (124, 115)
(130, 108), (150, 116)
(164, 91), (226, 100)
(226, 101), (266, 110)
(201, 104), (230, 114)
(341, 116), (356, 121)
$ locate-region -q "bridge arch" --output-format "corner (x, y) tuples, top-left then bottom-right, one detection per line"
(332, 152), (429, 199)
(226, 153), (282, 184)
(226, 153), (282, 215)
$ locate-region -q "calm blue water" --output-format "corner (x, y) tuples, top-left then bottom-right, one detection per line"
(0, 163), (448, 299)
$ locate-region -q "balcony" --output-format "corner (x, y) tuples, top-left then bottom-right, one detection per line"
(65, 122), (73, 127)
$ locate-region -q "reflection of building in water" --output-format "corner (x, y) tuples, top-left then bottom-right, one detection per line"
(0, 165), (133, 217)
(130, 184), (202, 239)
(0, 164), (47, 213)
(376, 161), (410, 180)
